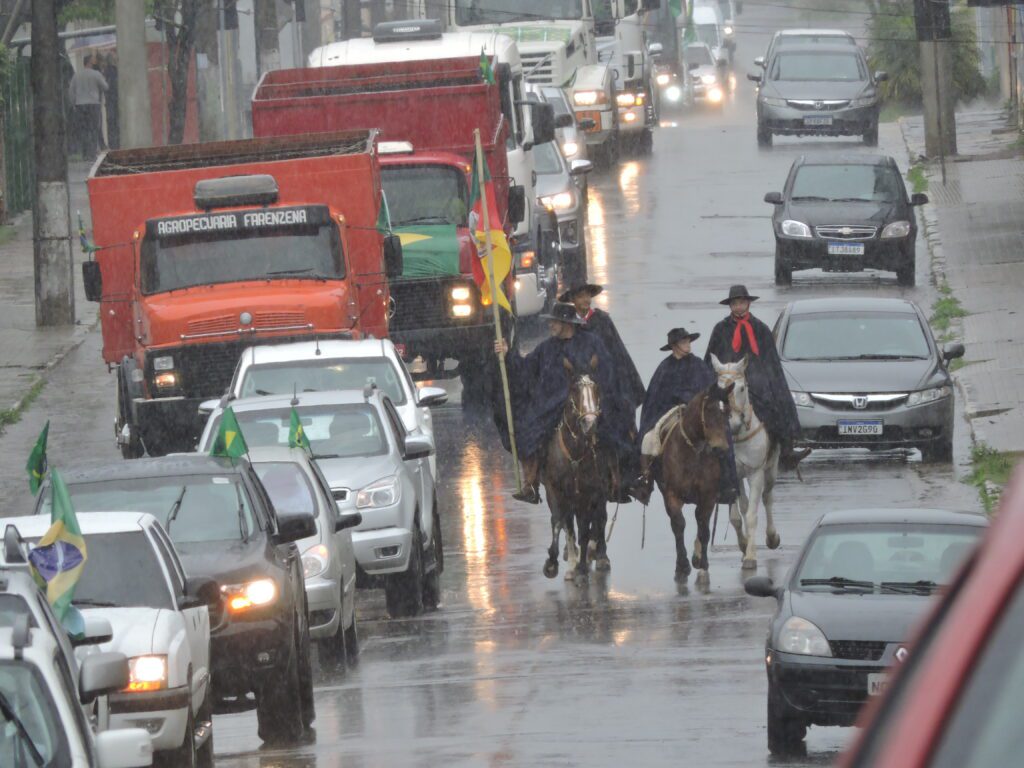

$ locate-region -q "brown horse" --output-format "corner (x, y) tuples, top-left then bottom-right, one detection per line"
(541, 356), (611, 584)
(656, 382), (735, 583)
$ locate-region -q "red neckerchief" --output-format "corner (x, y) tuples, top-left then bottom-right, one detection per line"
(731, 313), (760, 356)
(579, 308), (595, 323)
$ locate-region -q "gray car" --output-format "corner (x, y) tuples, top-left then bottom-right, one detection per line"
(774, 298), (965, 462)
(750, 44), (887, 147)
(533, 139), (592, 287)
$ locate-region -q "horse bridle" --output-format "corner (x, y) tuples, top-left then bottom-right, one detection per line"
(559, 376), (601, 462)
(717, 370), (766, 443)
(676, 394), (714, 454)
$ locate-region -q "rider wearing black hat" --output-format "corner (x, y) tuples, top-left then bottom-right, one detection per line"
(704, 285), (809, 469)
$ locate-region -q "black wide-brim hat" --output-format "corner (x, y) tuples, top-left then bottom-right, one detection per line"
(558, 282), (604, 303)
(720, 284), (760, 306)
(540, 302), (586, 325)
(660, 327), (701, 351)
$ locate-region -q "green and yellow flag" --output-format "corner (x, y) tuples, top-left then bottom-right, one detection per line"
(26, 421), (50, 495)
(288, 407), (311, 452)
(28, 469), (87, 629)
(210, 407), (248, 460)
(480, 49), (495, 85)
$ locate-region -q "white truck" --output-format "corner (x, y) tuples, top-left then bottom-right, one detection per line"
(443, 0), (620, 165)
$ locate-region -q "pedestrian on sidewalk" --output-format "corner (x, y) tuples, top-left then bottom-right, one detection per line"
(100, 52), (119, 150)
(68, 54), (108, 158)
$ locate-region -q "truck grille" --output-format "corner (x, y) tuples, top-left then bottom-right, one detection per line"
(829, 640), (887, 661)
(389, 277), (481, 332)
(815, 225), (877, 240)
(185, 311), (306, 337)
(170, 341), (247, 399)
(521, 51), (556, 84)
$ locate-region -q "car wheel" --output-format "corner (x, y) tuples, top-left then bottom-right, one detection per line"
(196, 690), (214, 768)
(767, 683), (806, 756)
(432, 502), (444, 575)
(896, 247), (915, 286)
(164, 705), (197, 768)
(298, 612), (315, 729)
(774, 244), (792, 286)
(385, 527), (425, 618)
(255, 624), (305, 743)
(422, 509), (443, 611)
(757, 123), (772, 148)
(344, 607), (360, 667)
(921, 436), (953, 463)
(863, 123), (879, 146)
(318, 620), (348, 672)
(638, 128), (654, 155)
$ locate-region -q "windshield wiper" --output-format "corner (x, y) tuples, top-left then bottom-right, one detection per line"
(312, 453), (340, 460)
(165, 485), (188, 535)
(395, 216), (452, 226)
(800, 576), (875, 591)
(881, 580), (940, 594)
(790, 195), (832, 202)
(265, 268), (328, 278)
(72, 598), (117, 607)
(829, 354), (928, 361)
(0, 691), (45, 767)
(830, 197), (884, 203)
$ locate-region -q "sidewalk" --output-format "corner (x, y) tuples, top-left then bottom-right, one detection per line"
(0, 160), (96, 424)
(898, 109), (1024, 455)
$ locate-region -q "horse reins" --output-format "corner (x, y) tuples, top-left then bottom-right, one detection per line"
(557, 377), (601, 494)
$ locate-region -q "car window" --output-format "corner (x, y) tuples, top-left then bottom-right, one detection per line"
(781, 34), (856, 48)
(147, 527), (184, 596)
(782, 312), (931, 361)
(0, 594), (34, 628)
(0, 660), (71, 767)
(533, 141), (564, 175)
(254, 462), (318, 522)
(239, 357), (406, 404)
(213, 404), (388, 459)
(308, 461), (340, 525)
(382, 398), (407, 442)
(685, 46), (714, 67)
(790, 163), (904, 203)
(794, 523), (981, 590)
(539, 87), (571, 116)
(771, 52), (865, 82)
(930, 577), (1024, 767)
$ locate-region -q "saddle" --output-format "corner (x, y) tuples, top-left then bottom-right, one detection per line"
(641, 404), (686, 457)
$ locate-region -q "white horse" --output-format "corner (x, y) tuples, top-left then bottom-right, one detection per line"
(710, 354), (781, 569)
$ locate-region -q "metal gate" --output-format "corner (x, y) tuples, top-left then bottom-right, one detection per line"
(1, 54), (34, 217)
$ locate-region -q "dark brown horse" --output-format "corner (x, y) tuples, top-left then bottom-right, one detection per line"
(541, 356), (611, 583)
(656, 382), (734, 582)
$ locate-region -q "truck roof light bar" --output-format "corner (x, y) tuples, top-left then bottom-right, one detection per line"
(194, 175), (279, 210)
(378, 141), (415, 155)
(372, 19), (443, 43)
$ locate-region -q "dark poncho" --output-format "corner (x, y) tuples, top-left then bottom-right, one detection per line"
(704, 312), (801, 440)
(581, 308), (645, 411)
(638, 354), (716, 437)
(505, 330), (635, 459)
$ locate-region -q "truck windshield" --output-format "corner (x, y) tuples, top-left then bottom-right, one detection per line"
(141, 212), (343, 294)
(455, 0), (583, 25)
(382, 165), (469, 227)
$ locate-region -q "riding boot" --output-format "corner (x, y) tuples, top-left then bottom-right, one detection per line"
(717, 455), (739, 505)
(778, 438), (811, 472)
(512, 456), (542, 504)
(631, 454), (656, 505)
(607, 459), (632, 504)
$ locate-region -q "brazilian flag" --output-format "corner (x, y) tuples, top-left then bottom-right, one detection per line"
(288, 407), (311, 452)
(26, 420), (50, 495)
(479, 49), (495, 85)
(28, 469), (87, 632)
(210, 407), (248, 460)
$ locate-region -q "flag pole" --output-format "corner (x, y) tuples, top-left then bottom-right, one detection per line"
(473, 129), (522, 493)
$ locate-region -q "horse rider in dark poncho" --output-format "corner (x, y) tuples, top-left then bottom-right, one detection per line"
(633, 327), (740, 505)
(494, 302), (637, 505)
(704, 285), (810, 469)
(561, 281), (645, 501)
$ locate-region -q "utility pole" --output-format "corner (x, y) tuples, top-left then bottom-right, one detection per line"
(254, 0), (281, 76)
(115, 0), (153, 148)
(30, 0), (74, 326)
(220, 1), (242, 139)
(915, 0), (956, 163)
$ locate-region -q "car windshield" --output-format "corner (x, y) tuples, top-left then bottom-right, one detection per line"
(454, 0), (583, 24)
(381, 165), (469, 227)
(795, 523), (981, 591)
(790, 163), (904, 203)
(685, 46), (714, 67)
(539, 87), (572, 116)
(779, 33), (855, 48)
(533, 141), (564, 175)
(254, 462), (318, 520)
(40, 476), (257, 545)
(239, 357), (407, 404)
(696, 24), (720, 48)
(0, 660), (69, 767)
(141, 208), (343, 294)
(214, 404), (388, 459)
(783, 311), (931, 361)
(771, 51), (865, 81)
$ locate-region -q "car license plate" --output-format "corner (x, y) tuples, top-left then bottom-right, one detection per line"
(804, 115), (833, 126)
(867, 672), (889, 696)
(828, 242), (866, 256)
(577, 110), (602, 132)
(838, 420), (883, 436)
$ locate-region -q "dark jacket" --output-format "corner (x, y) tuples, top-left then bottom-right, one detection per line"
(581, 308), (645, 411)
(639, 354), (716, 438)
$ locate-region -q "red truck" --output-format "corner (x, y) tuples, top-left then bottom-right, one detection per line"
(83, 131), (402, 457)
(251, 53), (552, 398)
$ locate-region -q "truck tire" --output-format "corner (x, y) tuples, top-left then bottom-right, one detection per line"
(165, 705), (197, 767)
(256, 623), (305, 743)
(196, 691), (214, 768)
(116, 368), (145, 460)
(385, 527), (425, 618)
(637, 128), (654, 155)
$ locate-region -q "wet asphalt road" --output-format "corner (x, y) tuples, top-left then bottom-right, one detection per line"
(0, 4), (986, 767)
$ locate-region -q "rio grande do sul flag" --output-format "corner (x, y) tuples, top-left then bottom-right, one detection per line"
(28, 469), (87, 625)
(468, 153), (513, 312)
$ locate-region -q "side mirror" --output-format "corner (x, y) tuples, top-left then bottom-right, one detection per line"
(911, 192), (929, 206)
(747, 71), (762, 83)
(754, 55), (765, 68)
(744, 575), (780, 599)
(82, 261), (103, 302)
(403, 433), (435, 461)
(529, 101), (556, 145)
(182, 576), (221, 610)
(508, 184), (527, 226)
(943, 342), (965, 361)
(274, 511), (318, 545)
(335, 511), (363, 532)
(764, 191), (783, 205)
(578, 117), (596, 131)
(383, 234), (404, 279)
(648, 42), (664, 57)
(95, 728), (154, 768)
(417, 385), (449, 407)
(72, 616), (114, 647)
(570, 159), (594, 176)
(80, 651), (131, 704)
(198, 399), (220, 417)
(554, 112), (574, 128)
(874, 70), (889, 83)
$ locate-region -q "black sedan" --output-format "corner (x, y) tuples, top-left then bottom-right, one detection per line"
(765, 154), (928, 286)
(745, 508), (986, 756)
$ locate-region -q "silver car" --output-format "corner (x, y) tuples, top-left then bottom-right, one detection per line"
(775, 297), (965, 462)
(199, 389), (442, 618)
(536, 85), (589, 165)
(533, 140), (593, 287)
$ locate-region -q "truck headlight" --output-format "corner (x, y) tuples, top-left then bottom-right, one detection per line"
(573, 90), (604, 106)
(701, 74), (717, 85)
(125, 655), (168, 692)
(223, 578), (278, 613)
(153, 371), (180, 389)
(665, 85), (682, 102)
(781, 220), (812, 238)
(561, 140), (579, 158)
(540, 190), (575, 211)
(656, 72), (671, 86)
(906, 386), (951, 407)
(708, 86), (724, 103)
(881, 220), (911, 239)
(356, 475), (401, 509)
(778, 617), (832, 657)
(724, 25), (734, 36)
(616, 92), (636, 107)
(301, 544), (330, 580)
(450, 285), (471, 301)
(153, 356), (174, 371)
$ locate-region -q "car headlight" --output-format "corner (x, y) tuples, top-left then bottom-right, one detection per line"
(125, 655), (168, 692)
(761, 96), (787, 107)
(906, 386), (951, 407)
(656, 72), (671, 86)
(724, 25), (734, 36)
(573, 90), (604, 106)
(851, 92), (878, 107)
(781, 219), (812, 238)
(707, 86), (724, 103)
(791, 391), (812, 408)
(152, 356), (174, 371)
(701, 73), (717, 85)
(223, 578), (278, 613)
(777, 616), (832, 657)
(540, 190), (576, 211)
(881, 220), (911, 239)
(301, 543), (330, 580)
(562, 140), (579, 157)
(357, 475), (401, 509)
(665, 85), (682, 102)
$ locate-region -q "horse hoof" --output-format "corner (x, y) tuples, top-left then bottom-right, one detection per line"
(564, 568), (576, 582)
(543, 561), (559, 579)
(742, 558), (757, 570)
(674, 568), (689, 584)
(691, 552), (702, 570)
(574, 571), (589, 587)
(766, 531), (781, 550)
(588, 540), (597, 556)
(696, 570), (710, 585)
(595, 555), (611, 573)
